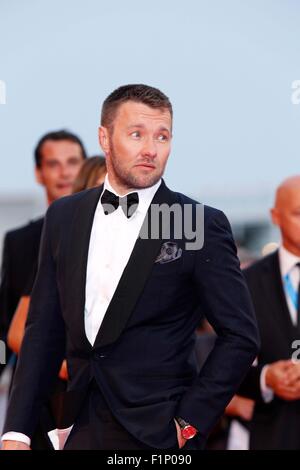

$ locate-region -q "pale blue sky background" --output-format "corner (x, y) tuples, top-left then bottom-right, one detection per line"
(1, 0), (300, 204)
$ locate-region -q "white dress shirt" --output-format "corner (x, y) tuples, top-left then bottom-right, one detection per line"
(261, 245), (300, 402)
(2, 176), (161, 448)
(279, 245), (300, 325)
(85, 176), (161, 345)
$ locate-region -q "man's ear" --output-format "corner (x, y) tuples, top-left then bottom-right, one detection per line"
(270, 207), (280, 227)
(99, 126), (110, 154)
(35, 166), (44, 186)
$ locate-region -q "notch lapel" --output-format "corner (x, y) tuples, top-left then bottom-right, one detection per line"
(93, 180), (179, 349)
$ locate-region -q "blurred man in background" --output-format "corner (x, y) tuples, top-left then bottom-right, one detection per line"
(0, 129), (86, 447)
(238, 175), (300, 449)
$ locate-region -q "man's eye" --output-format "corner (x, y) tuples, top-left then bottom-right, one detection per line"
(68, 158), (81, 166)
(46, 162), (58, 168)
(131, 131), (140, 138)
(157, 134), (168, 142)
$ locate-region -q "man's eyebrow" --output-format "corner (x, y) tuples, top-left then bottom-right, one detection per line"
(126, 124), (145, 130)
(45, 155), (80, 163)
(126, 124), (171, 132)
(44, 158), (59, 163)
(157, 126), (171, 133)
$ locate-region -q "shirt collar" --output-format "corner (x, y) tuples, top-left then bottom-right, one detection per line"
(278, 245), (300, 277)
(101, 175), (162, 217)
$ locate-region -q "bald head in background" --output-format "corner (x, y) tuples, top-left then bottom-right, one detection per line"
(271, 175), (300, 256)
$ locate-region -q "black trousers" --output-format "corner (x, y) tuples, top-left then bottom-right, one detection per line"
(64, 381), (200, 450)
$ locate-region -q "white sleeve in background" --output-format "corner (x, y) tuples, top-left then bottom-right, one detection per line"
(260, 365), (274, 403)
(1, 432), (31, 447)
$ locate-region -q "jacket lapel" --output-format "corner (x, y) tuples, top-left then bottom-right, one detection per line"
(66, 185), (103, 352)
(93, 180), (179, 349)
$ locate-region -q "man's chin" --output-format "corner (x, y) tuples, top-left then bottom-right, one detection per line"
(129, 172), (162, 189)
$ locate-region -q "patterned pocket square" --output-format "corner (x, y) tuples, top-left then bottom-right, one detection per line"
(155, 242), (182, 264)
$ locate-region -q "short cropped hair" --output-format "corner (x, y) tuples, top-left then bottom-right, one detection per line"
(101, 84), (173, 129)
(34, 130), (87, 168)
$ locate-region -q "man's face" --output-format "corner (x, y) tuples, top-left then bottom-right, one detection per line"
(272, 187), (300, 254)
(35, 139), (84, 204)
(99, 101), (172, 191)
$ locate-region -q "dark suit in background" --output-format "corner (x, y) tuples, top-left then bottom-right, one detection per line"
(0, 218), (44, 371)
(239, 251), (300, 449)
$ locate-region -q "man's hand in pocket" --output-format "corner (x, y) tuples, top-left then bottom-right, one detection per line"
(174, 419), (187, 449)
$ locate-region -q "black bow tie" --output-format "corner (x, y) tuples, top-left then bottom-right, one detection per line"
(101, 189), (139, 218)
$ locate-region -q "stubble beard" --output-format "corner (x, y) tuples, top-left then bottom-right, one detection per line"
(109, 146), (165, 190)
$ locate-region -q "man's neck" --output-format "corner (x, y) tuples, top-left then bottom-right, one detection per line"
(106, 174), (136, 196)
(282, 241), (300, 258)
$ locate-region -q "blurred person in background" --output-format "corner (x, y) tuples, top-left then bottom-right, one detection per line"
(72, 155), (106, 193)
(238, 175), (300, 449)
(202, 246), (257, 450)
(7, 155), (106, 359)
(225, 246), (257, 450)
(0, 130), (86, 448)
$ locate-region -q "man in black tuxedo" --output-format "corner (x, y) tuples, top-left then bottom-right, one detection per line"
(238, 176), (300, 449)
(0, 130), (86, 447)
(2, 84), (259, 450)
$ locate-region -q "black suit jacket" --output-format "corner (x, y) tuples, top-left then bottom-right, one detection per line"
(238, 251), (300, 449)
(0, 218), (44, 369)
(4, 181), (259, 448)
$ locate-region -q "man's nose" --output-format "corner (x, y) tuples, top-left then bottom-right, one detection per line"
(141, 137), (157, 158)
(59, 164), (72, 178)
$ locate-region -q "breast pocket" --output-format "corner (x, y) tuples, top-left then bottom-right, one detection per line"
(151, 256), (184, 277)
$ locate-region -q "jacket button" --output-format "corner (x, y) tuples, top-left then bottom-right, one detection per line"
(95, 353), (106, 359)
